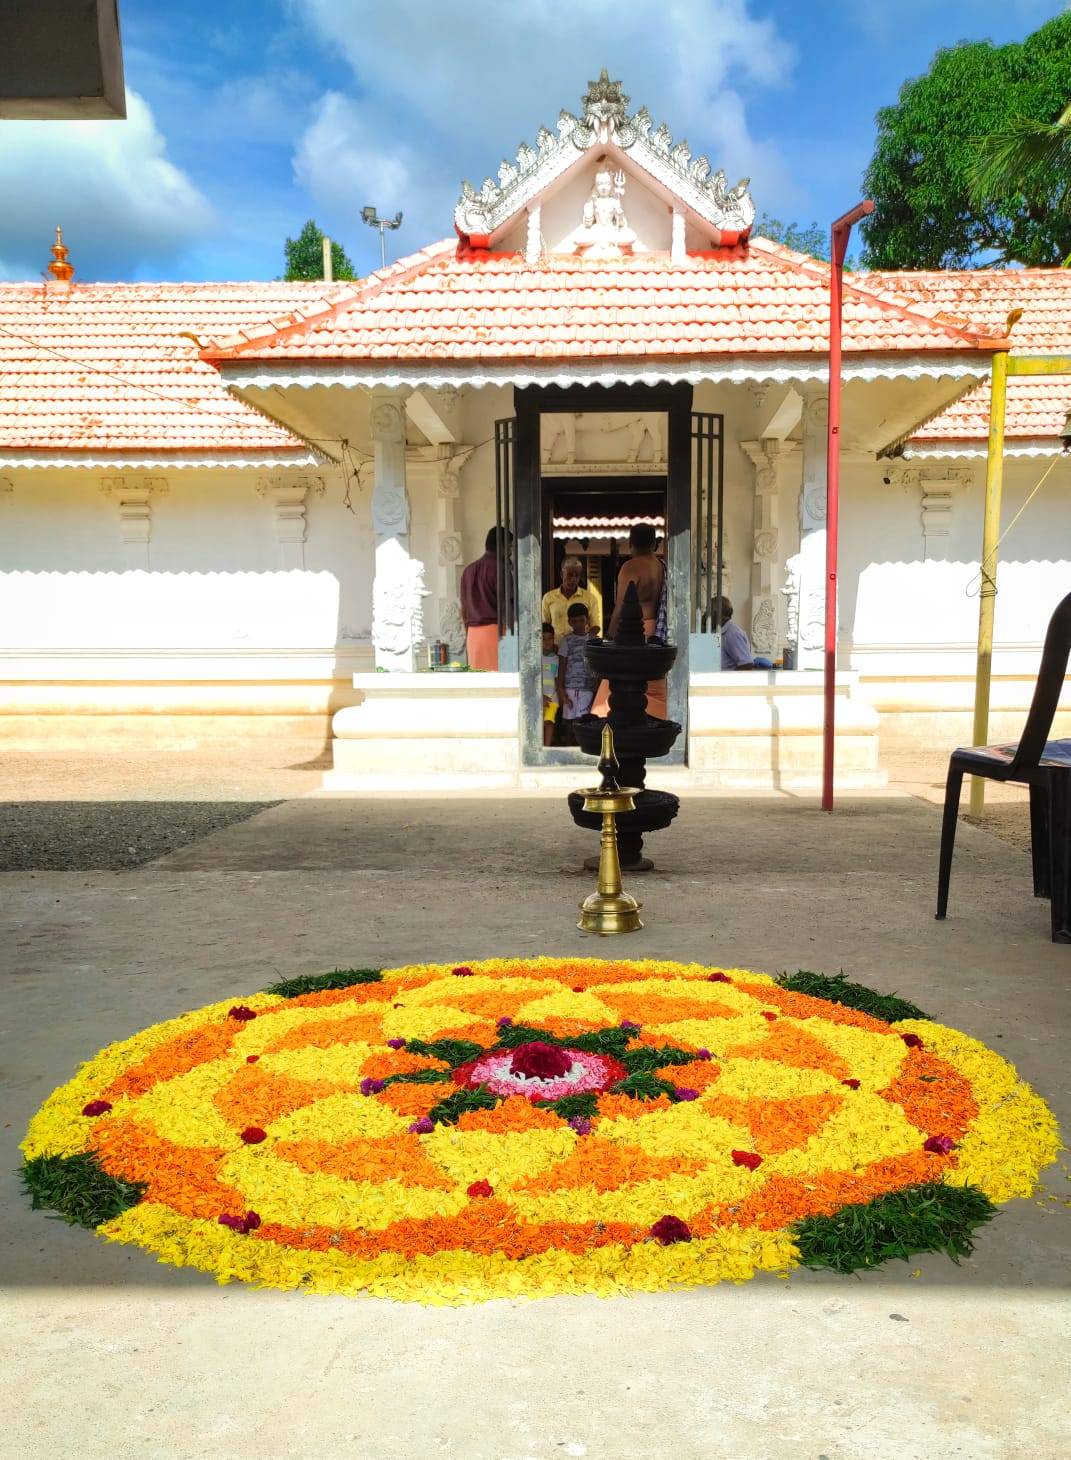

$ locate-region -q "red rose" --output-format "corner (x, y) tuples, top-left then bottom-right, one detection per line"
(731, 1150), (763, 1170)
(901, 1033), (924, 1048)
(650, 1215), (692, 1245)
(509, 1042), (573, 1080)
(228, 1005), (257, 1021)
(452, 966), (475, 978)
(761, 1011), (778, 1022)
(81, 1100), (112, 1117)
(841, 1078), (861, 1090)
(707, 972), (730, 983)
(467, 1179), (493, 1198)
(240, 1126), (267, 1144)
(246, 1055), (260, 1064)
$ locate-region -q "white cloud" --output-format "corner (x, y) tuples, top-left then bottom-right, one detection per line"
(289, 0), (798, 268)
(0, 91), (214, 281)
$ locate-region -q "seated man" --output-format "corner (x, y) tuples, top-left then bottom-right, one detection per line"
(712, 595), (770, 671)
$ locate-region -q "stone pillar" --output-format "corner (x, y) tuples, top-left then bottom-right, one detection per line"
(787, 389), (828, 670)
(255, 475), (325, 568)
(370, 388), (425, 672)
(741, 438), (781, 658)
(435, 444), (473, 658)
(100, 476), (167, 569)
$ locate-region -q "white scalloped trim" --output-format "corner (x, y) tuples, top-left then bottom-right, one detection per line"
(222, 355), (989, 393)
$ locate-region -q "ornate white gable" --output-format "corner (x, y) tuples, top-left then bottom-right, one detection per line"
(454, 71), (755, 258)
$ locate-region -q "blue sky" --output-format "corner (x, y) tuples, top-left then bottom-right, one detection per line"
(0, 0), (1065, 281)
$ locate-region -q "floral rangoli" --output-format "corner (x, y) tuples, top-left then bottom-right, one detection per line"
(22, 958), (1060, 1303)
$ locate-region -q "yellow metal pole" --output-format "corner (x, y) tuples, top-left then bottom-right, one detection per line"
(970, 350), (1008, 814)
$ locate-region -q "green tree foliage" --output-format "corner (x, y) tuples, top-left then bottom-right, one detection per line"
(861, 12), (1071, 269)
(755, 213), (828, 260)
(283, 219), (357, 282)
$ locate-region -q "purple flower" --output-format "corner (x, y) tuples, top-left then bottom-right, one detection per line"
(81, 1100), (112, 1117)
(218, 1210), (261, 1235)
(386, 1038), (406, 1050)
(620, 1021), (641, 1034)
(674, 1087), (700, 1102)
(650, 1215), (692, 1245)
(923, 1134), (956, 1155)
(360, 1077), (387, 1096)
(408, 1116), (434, 1134)
(695, 1048), (712, 1061)
(497, 1016), (513, 1028)
(568, 1116), (592, 1135)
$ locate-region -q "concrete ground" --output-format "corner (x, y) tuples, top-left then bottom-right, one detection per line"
(2, 753), (1068, 1459)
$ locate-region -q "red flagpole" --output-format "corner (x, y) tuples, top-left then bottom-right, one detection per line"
(823, 200), (874, 813)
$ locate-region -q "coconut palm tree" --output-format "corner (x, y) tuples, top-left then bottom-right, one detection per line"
(970, 101), (1071, 218)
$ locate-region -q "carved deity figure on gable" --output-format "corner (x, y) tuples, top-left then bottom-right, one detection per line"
(569, 166), (637, 257)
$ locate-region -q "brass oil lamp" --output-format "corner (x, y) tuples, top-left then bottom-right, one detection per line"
(576, 724), (643, 934)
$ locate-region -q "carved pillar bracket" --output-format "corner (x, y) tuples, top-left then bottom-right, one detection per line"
(525, 204), (542, 264)
(256, 474), (325, 568)
(741, 438), (782, 657)
(370, 387), (425, 672)
(435, 442), (475, 657)
(100, 475), (168, 569)
(785, 388), (828, 669)
(670, 207), (686, 263)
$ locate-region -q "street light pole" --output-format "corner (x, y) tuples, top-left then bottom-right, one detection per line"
(823, 199), (874, 814)
(361, 206), (403, 269)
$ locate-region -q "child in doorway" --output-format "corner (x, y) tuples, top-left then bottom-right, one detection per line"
(557, 601), (597, 735)
(541, 622), (560, 746)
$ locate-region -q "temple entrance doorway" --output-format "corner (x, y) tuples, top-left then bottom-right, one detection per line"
(496, 383), (721, 769)
(541, 477), (667, 641)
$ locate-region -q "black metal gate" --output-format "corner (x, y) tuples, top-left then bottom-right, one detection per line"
(690, 412), (725, 660)
(493, 417), (519, 668)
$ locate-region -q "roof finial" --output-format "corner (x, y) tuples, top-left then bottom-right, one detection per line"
(47, 226), (75, 283)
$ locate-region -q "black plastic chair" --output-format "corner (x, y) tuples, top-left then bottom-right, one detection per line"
(936, 590), (1071, 943)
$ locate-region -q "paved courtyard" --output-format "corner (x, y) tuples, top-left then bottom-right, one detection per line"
(2, 772), (1068, 1459)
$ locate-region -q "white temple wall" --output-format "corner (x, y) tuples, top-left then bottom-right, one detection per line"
(457, 385), (512, 562)
(0, 465), (373, 747)
(837, 455), (1071, 744)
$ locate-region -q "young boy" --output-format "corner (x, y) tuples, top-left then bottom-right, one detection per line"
(540, 622), (560, 747)
(557, 601), (597, 733)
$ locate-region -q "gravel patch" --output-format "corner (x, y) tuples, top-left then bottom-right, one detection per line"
(0, 801), (281, 871)
(963, 804), (1033, 856)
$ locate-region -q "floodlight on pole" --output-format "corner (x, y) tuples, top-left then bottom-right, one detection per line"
(362, 206), (403, 269)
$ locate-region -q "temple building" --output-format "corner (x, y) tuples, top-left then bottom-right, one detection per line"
(2, 74), (1069, 787)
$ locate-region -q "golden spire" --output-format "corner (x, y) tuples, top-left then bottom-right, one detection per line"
(47, 226), (74, 283)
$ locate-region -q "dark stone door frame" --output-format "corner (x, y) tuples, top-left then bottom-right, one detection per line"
(514, 382), (693, 767)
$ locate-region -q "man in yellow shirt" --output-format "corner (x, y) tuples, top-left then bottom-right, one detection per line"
(541, 557), (603, 642)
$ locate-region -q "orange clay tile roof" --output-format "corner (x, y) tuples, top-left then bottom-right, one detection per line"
(0, 280), (337, 457)
(870, 268), (1071, 445)
(203, 238), (1006, 364)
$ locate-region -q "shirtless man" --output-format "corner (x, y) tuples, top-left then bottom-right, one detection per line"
(597, 522), (668, 718)
(607, 522), (663, 638)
